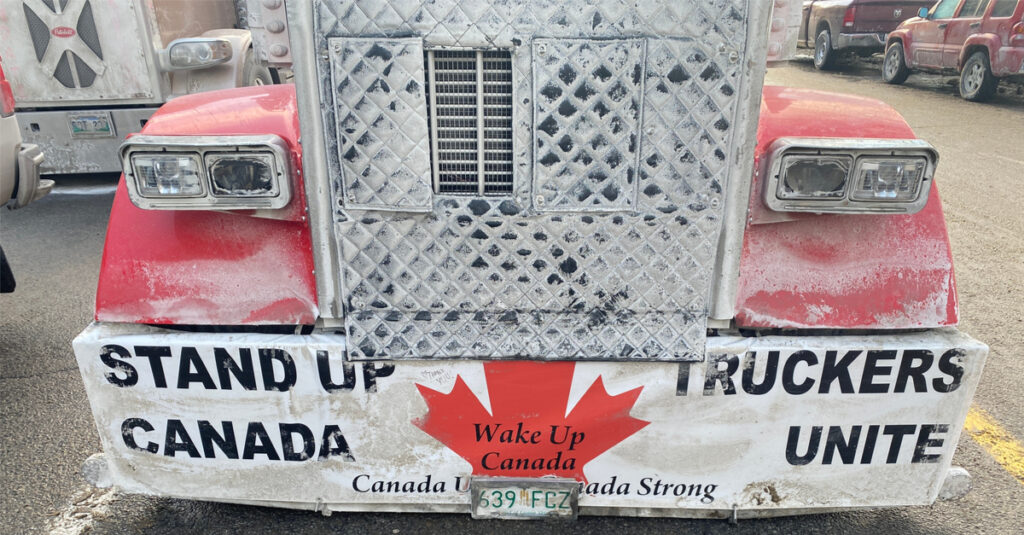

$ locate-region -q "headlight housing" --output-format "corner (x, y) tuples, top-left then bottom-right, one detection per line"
(132, 153), (205, 197)
(763, 138), (938, 214)
(120, 135), (292, 210)
(164, 38), (232, 70)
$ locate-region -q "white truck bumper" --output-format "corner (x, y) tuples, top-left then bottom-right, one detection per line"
(73, 322), (987, 518)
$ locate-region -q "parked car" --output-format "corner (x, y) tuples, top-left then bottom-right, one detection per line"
(884, 0), (1024, 100)
(1, 56), (50, 293)
(800, 0), (934, 69)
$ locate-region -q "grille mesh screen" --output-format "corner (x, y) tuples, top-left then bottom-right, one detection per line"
(424, 50), (513, 195)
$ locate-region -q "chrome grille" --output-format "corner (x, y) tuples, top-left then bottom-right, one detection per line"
(316, 0), (762, 361)
(424, 50), (513, 195)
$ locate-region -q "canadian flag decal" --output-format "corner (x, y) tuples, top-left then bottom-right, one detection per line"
(413, 361), (649, 482)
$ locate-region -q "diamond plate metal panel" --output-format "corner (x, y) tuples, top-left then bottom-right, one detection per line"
(338, 207), (706, 361)
(317, 1), (747, 49)
(532, 39), (645, 211)
(312, 0), (759, 361)
(328, 38), (433, 211)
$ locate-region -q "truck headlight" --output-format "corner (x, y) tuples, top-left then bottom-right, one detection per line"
(778, 155), (851, 199)
(165, 38), (232, 70)
(850, 157), (928, 201)
(120, 135), (292, 210)
(206, 153), (279, 197)
(131, 154), (205, 197)
(764, 138), (938, 214)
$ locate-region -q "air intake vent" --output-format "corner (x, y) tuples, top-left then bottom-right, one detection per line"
(424, 50), (513, 195)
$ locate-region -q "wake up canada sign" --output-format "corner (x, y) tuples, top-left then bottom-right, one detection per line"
(74, 325), (985, 510)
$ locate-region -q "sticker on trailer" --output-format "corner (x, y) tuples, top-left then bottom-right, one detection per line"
(73, 324), (986, 514)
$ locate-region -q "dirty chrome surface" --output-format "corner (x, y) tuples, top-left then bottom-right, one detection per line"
(314, 0), (764, 361)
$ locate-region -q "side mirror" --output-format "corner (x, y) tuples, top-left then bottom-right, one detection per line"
(918, 7), (930, 18)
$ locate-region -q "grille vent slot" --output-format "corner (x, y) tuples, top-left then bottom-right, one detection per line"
(424, 50), (513, 195)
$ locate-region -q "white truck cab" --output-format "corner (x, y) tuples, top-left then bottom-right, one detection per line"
(0, 0), (271, 174)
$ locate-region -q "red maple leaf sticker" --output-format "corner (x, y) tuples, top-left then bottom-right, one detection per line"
(412, 361), (648, 483)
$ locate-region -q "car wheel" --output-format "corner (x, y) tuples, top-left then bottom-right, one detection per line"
(242, 48), (273, 87)
(814, 29), (837, 70)
(882, 43), (910, 84)
(1, 246), (15, 293)
(959, 51), (998, 102)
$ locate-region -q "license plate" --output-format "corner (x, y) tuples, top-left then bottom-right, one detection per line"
(470, 477), (578, 520)
(68, 111), (114, 138)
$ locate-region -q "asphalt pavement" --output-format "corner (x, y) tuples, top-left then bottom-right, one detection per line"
(1, 57), (1021, 534)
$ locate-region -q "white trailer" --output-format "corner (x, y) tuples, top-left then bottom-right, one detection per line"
(0, 0), (271, 174)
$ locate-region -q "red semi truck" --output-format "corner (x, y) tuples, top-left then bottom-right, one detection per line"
(72, 0), (986, 520)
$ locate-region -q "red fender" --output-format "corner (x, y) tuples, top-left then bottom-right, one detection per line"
(734, 86), (958, 329)
(887, 31), (913, 67)
(958, 34), (1004, 71)
(95, 85), (318, 325)
(958, 35), (997, 69)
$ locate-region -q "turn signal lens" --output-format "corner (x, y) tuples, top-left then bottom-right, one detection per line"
(131, 154), (204, 197)
(850, 158), (927, 201)
(206, 153), (279, 197)
(778, 155), (851, 199)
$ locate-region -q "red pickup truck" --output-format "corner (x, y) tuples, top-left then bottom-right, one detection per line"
(884, 0), (1024, 101)
(801, 0), (934, 69)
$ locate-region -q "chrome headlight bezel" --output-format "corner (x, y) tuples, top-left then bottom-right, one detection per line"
(763, 138), (938, 214)
(120, 135), (292, 210)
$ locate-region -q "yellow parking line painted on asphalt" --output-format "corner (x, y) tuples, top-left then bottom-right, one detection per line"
(964, 406), (1024, 486)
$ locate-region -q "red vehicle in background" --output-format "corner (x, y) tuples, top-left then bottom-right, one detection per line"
(800, 0), (933, 70)
(884, 0), (1024, 100)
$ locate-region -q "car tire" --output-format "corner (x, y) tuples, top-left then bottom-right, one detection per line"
(241, 48), (273, 87)
(814, 29), (837, 70)
(959, 51), (998, 102)
(882, 43), (910, 84)
(1, 246), (15, 293)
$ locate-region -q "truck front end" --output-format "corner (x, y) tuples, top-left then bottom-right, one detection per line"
(72, 0), (987, 520)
